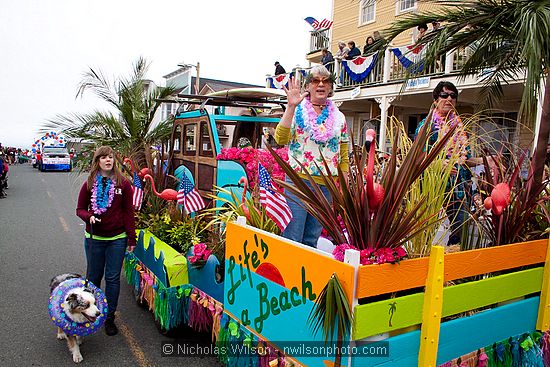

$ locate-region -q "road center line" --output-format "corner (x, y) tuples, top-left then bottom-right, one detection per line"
(118, 312), (153, 367)
(47, 191), (52, 198)
(58, 216), (70, 232)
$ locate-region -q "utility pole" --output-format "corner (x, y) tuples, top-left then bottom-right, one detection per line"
(195, 62), (200, 94)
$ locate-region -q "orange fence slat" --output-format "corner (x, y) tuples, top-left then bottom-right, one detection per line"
(356, 239), (547, 299)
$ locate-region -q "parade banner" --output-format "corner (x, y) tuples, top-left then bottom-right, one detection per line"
(391, 45), (425, 73)
(342, 54), (378, 83)
(224, 221), (356, 366)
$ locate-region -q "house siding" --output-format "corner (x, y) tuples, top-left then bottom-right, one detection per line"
(329, 0), (436, 55)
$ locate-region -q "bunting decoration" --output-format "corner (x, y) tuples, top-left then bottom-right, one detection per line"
(342, 54), (378, 83)
(391, 44), (425, 73)
(269, 73), (290, 89)
(268, 70), (306, 89)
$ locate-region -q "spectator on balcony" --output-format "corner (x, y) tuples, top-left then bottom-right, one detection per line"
(275, 65), (349, 248)
(346, 41), (361, 60)
(372, 31), (386, 48)
(274, 61), (286, 75)
(321, 48), (334, 72)
(334, 41), (349, 61)
(363, 36), (375, 55)
(414, 24), (429, 43)
(431, 20), (442, 32)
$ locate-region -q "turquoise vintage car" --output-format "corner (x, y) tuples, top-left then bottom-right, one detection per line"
(168, 88), (286, 206)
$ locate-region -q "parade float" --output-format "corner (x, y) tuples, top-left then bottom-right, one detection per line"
(31, 132), (72, 171)
(123, 91), (550, 366)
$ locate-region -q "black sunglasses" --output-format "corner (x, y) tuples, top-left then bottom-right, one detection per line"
(439, 92), (458, 99)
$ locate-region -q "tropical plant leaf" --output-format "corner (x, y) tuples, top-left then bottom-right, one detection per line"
(308, 273), (352, 346)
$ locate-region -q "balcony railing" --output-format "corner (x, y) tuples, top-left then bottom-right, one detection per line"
(309, 30), (330, 54)
(266, 48), (477, 91)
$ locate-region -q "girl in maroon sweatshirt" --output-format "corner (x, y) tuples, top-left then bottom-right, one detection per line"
(76, 146), (135, 336)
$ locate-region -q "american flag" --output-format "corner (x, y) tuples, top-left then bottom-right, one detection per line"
(132, 172), (143, 211)
(177, 173), (205, 214)
(258, 163), (293, 231)
(304, 17), (333, 31)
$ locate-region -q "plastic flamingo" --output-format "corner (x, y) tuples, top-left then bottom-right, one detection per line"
(123, 158), (151, 178)
(238, 177), (251, 220)
(123, 157), (136, 174)
(138, 167), (151, 179)
(143, 174), (178, 201)
(364, 129), (385, 212)
(483, 182), (511, 216)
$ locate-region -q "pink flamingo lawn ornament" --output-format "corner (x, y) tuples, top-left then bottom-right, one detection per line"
(143, 174), (178, 202)
(238, 176), (251, 221)
(123, 158), (151, 178)
(364, 129), (385, 212)
(483, 182), (511, 216)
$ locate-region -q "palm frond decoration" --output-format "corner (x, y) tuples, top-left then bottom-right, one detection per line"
(308, 273), (352, 367)
(42, 56), (179, 171)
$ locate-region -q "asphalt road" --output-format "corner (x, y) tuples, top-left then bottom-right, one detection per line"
(0, 164), (220, 367)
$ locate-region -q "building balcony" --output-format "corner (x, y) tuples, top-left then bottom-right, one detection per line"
(267, 47), (492, 93)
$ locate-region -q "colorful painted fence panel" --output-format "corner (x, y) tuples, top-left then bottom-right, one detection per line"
(351, 238), (549, 366)
(224, 221), (356, 367)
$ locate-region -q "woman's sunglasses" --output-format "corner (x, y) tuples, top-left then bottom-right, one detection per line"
(439, 92), (458, 99)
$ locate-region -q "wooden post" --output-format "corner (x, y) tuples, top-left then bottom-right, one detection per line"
(418, 246), (445, 367)
(536, 237), (550, 331)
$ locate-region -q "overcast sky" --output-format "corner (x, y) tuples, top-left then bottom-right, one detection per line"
(0, 0), (332, 149)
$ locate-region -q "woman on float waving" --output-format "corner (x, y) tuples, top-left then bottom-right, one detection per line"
(76, 146), (136, 336)
(275, 65), (349, 248)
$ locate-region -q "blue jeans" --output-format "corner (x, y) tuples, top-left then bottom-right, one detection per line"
(84, 237), (127, 318)
(282, 177), (331, 248)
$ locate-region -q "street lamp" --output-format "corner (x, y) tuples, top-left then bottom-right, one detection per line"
(177, 61), (200, 94)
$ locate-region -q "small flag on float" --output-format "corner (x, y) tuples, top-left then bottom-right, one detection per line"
(177, 173), (205, 214)
(258, 163), (292, 231)
(132, 172), (144, 211)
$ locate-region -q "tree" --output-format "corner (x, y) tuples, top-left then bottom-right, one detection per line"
(381, 0), (550, 190)
(43, 57), (178, 170)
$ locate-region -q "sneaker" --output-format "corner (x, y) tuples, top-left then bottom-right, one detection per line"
(104, 317), (118, 336)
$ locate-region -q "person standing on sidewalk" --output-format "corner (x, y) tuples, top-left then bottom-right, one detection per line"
(76, 146), (136, 335)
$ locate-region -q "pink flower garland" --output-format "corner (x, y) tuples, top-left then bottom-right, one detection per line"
(300, 98), (338, 143)
(91, 175), (116, 215)
(217, 147), (288, 188)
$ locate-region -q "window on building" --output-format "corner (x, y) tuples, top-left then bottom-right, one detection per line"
(397, 0), (416, 14)
(360, 0), (376, 25)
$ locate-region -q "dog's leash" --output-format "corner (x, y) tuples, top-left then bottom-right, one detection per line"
(85, 221), (94, 288)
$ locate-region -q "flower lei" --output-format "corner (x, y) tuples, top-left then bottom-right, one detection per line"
(91, 174), (116, 215)
(295, 98), (338, 144)
(432, 110), (469, 164)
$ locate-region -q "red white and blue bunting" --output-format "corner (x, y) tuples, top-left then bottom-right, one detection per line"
(342, 54), (378, 83)
(268, 70), (306, 89)
(269, 73), (290, 89)
(391, 45), (425, 73)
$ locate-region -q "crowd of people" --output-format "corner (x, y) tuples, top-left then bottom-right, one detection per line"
(0, 144), (30, 199)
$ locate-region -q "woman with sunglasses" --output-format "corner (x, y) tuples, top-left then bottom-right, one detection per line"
(417, 81), (482, 246)
(275, 65), (349, 248)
